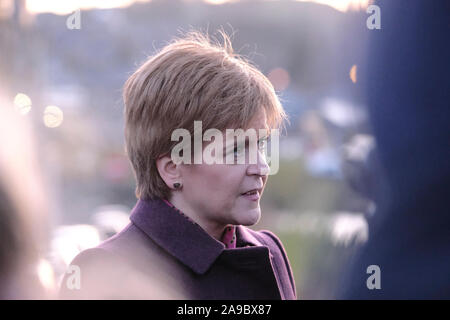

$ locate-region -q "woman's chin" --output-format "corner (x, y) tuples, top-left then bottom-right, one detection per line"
(236, 207), (261, 226)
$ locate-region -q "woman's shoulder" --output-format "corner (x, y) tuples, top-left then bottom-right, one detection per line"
(58, 246), (128, 299)
(243, 227), (298, 299)
(59, 230), (183, 299)
(58, 223), (160, 299)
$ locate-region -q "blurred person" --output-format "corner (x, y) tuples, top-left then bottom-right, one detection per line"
(340, 0), (450, 299)
(0, 98), (51, 299)
(60, 31), (297, 299)
(341, 134), (379, 218)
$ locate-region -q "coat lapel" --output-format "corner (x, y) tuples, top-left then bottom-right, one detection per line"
(130, 198), (225, 274)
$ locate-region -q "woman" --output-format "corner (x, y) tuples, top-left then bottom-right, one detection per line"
(60, 31), (297, 300)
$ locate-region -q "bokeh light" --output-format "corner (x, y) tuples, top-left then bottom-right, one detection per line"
(14, 93), (32, 115)
(298, 0), (371, 12)
(43, 105), (64, 128)
(267, 67), (290, 91)
(37, 259), (56, 291)
(350, 64), (357, 83)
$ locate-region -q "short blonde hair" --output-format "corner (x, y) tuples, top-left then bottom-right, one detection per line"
(123, 31), (287, 200)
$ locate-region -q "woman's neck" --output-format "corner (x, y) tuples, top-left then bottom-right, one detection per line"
(167, 194), (227, 242)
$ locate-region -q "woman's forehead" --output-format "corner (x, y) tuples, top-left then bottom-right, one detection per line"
(223, 109), (269, 131)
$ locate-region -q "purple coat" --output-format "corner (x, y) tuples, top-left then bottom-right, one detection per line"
(59, 198), (297, 299)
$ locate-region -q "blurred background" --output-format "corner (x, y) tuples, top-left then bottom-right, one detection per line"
(0, 0), (377, 299)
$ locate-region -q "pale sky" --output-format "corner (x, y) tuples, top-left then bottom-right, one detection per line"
(25, 0), (370, 15)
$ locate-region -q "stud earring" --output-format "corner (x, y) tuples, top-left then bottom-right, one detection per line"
(173, 182), (181, 189)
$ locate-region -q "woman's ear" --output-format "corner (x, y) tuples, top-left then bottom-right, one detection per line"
(156, 154), (182, 190)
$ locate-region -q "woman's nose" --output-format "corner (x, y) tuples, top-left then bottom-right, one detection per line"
(246, 150), (270, 176)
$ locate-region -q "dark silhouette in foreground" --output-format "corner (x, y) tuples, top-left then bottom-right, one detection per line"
(340, 0), (450, 299)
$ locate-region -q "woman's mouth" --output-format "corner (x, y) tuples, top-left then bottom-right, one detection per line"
(241, 189), (260, 201)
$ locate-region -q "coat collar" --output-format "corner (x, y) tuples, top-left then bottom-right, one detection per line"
(129, 198), (263, 275)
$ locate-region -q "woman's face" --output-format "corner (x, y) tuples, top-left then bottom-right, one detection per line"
(177, 111), (270, 231)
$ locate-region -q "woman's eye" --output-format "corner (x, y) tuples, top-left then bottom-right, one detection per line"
(258, 139), (267, 150)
